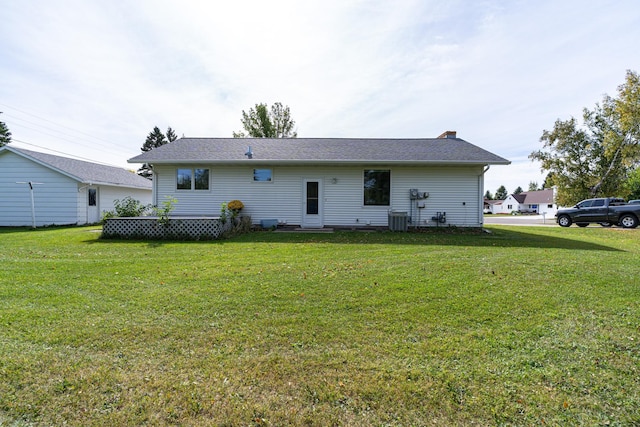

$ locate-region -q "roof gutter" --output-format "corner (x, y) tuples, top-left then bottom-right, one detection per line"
(128, 159), (512, 166)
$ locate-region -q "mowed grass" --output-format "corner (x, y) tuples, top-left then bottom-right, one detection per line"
(0, 225), (639, 426)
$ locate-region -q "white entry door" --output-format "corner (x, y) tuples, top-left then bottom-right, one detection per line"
(301, 179), (323, 228)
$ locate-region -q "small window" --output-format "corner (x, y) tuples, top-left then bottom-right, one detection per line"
(507, 204), (513, 209)
(253, 169), (273, 182)
(177, 169), (192, 190)
(592, 199), (605, 207)
(364, 170), (390, 206)
(547, 204), (553, 208)
(177, 168), (209, 190)
(88, 188), (97, 206)
(194, 169), (209, 190)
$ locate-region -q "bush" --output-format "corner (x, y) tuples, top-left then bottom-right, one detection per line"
(102, 197), (150, 222)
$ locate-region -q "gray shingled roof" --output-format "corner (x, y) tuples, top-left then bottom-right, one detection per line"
(127, 137), (510, 165)
(522, 189), (554, 204)
(5, 147), (152, 189)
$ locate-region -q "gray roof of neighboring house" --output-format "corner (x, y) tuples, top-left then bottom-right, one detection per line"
(513, 193), (527, 203)
(127, 137), (511, 166)
(521, 189), (554, 204)
(3, 146), (152, 189)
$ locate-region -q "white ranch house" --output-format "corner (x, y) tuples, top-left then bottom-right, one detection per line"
(128, 132), (510, 229)
(487, 189), (559, 216)
(0, 146), (152, 227)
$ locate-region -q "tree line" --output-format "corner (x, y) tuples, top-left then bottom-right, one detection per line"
(139, 102), (296, 177)
(484, 181), (544, 200)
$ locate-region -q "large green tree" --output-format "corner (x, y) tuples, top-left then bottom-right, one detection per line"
(233, 102), (297, 138)
(0, 112), (11, 147)
(530, 70), (640, 205)
(138, 126), (178, 178)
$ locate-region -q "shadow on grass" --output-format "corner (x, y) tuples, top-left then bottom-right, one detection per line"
(88, 226), (624, 252)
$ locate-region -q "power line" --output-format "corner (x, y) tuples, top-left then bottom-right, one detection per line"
(8, 119), (130, 160)
(0, 102), (131, 149)
(11, 138), (136, 169)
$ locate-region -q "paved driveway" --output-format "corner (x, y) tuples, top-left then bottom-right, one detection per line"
(483, 214), (556, 226)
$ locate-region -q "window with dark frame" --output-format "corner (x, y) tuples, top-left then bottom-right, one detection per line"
(363, 170), (390, 206)
(177, 168), (209, 190)
(194, 168), (209, 190)
(177, 169), (192, 190)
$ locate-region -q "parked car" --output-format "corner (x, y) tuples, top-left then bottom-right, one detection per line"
(555, 197), (640, 228)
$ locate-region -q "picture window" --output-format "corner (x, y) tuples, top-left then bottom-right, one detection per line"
(363, 170), (390, 206)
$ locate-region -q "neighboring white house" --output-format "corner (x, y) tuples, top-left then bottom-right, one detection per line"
(0, 146), (152, 227)
(489, 189), (559, 215)
(128, 132), (510, 228)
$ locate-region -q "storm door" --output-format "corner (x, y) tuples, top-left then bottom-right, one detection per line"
(301, 179), (323, 228)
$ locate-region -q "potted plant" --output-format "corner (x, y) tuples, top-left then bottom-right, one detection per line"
(227, 200), (244, 220)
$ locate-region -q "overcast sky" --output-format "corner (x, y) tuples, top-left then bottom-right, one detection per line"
(1, 0), (638, 194)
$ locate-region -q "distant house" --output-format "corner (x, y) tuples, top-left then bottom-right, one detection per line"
(490, 189), (559, 215)
(128, 132), (510, 228)
(483, 199), (503, 214)
(0, 146), (152, 227)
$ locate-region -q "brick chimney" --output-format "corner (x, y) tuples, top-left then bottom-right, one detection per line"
(438, 131), (457, 139)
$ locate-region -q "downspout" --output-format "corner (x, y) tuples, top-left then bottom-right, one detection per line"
(479, 166), (490, 225)
(151, 165), (159, 206)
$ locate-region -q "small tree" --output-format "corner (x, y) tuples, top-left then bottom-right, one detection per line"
(233, 102), (297, 138)
(484, 190), (493, 200)
(0, 112), (12, 147)
(495, 185), (508, 200)
(514, 186), (523, 194)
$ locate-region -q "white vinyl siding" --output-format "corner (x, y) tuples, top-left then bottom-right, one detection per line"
(1, 150), (152, 227)
(152, 164), (485, 227)
(0, 152), (77, 226)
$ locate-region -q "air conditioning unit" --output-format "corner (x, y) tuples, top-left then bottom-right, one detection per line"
(388, 211), (408, 231)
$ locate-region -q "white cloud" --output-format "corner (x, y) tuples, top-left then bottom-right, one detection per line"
(1, 0), (638, 192)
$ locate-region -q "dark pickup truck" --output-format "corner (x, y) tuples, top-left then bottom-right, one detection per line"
(555, 198), (640, 228)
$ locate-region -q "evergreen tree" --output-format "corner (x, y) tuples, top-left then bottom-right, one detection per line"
(166, 127), (178, 143)
(495, 185), (508, 200)
(484, 190), (493, 200)
(514, 186), (523, 194)
(0, 112), (11, 147)
(138, 126), (178, 178)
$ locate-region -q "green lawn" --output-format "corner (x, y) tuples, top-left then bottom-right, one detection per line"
(0, 225), (638, 426)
